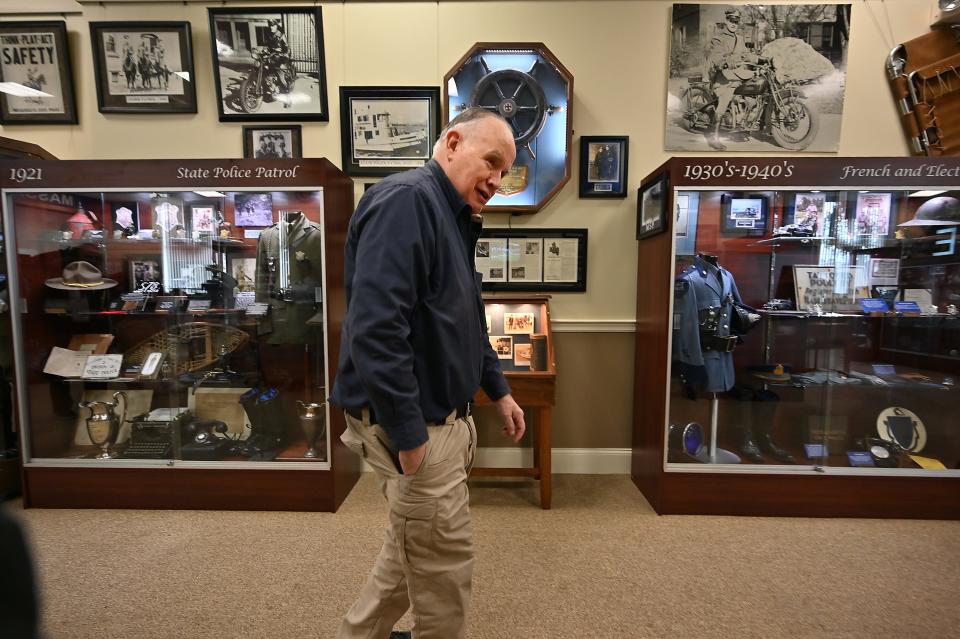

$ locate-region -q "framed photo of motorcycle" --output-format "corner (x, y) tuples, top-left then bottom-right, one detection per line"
(666, 4), (851, 153)
(208, 6), (329, 122)
(0, 20), (78, 125)
(578, 136), (629, 198)
(89, 22), (197, 114)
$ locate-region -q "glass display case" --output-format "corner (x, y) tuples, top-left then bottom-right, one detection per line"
(632, 157), (960, 519)
(1, 159), (361, 510)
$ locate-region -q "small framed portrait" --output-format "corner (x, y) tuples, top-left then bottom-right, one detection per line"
(229, 256), (256, 293)
(243, 125), (302, 159)
(339, 86), (441, 177)
(789, 192), (827, 236)
(489, 335), (513, 360)
(233, 192), (273, 227)
(514, 343), (532, 367)
(129, 256), (161, 292)
(637, 172), (668, 240)
(0, 21), (78, 125)
(579, 136), (628, 198)
(111, 202), (139, 239)
(188, 204), (217, 238)
(721, 195), (768, 236)
(503, 312), (535, 334)
(208, 6), (328, 122)
(854, 192), (892, 236)
(89, 21), (197, 114)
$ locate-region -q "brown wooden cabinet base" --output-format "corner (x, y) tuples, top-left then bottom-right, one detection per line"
(22, 465), (359, 511)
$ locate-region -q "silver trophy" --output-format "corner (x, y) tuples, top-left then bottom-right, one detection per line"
(79, 391), (128, 459)
(296, 400), (327, 458)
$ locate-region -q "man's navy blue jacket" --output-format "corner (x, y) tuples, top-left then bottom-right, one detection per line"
(330, 160), (510, 451)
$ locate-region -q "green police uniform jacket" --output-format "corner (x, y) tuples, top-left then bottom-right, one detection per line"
(255, 213), (324, 344)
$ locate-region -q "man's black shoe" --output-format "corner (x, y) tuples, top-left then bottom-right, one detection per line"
(739, 432), (764, 463)
(388, 632), (412, 639)
(757, 432), (796, 464)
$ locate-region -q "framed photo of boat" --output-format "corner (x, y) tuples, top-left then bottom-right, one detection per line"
(339, 86), (440, 177)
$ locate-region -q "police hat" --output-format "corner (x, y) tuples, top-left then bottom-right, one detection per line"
(724, 9), (742, 22)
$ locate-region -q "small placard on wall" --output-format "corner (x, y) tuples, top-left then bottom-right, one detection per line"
(244, 230), (262, 239)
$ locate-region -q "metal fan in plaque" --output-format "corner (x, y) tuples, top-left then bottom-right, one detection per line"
(79, 391), (128, 459)
(296, 400), (327, 458)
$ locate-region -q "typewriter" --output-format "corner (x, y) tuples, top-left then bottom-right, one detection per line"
(117, 409), (185, 460)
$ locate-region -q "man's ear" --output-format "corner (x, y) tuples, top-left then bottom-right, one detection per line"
(445, 129), (463, 155)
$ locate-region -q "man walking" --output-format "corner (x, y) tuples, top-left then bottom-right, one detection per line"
(331, 107), (526, 639)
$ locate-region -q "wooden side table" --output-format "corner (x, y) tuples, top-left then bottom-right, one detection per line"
(471, 296), (557, 509)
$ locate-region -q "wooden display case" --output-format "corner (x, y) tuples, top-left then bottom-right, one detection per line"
(633, 157), (960, 519)
(1, 159), (362, 511)
(472, 295), (557, 508)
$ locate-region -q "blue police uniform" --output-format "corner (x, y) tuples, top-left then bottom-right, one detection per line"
(672, 255), (745, 393)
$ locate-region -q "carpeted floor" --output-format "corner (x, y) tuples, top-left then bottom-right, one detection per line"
(6, 474), (960, 638)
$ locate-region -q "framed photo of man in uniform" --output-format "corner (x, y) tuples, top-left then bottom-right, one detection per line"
(89, 21), (197, 114)
(208, 6), (328, 122)
(579, 136), (628, 198)
(0, 21), (78, 124)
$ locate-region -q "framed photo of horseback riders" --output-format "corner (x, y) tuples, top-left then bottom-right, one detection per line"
(579, 136), (629, 198)
(89, 22), (197, 115)
(338, 86), (441, 177)
(208, 6), (329, 122)
(0, 20), (78, 125)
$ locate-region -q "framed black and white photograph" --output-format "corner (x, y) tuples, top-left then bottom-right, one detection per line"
(208, 6), (328, 122)
(675, 191), (700, 256)
(233, 192), (273, 227)
(339, 86), (440, 177)
(637, 173), (668, 240)
(0, 21), (77, 124)
(243, 125), (302, 159)
(129, 256), (161, 292)
(579, 136), (628, 198)
(89, 22), (197, 114)
(666, 4), (851, 152)
(721, 194), (768, 235)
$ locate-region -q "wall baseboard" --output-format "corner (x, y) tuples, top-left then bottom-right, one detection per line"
(362, 447), (631, 474)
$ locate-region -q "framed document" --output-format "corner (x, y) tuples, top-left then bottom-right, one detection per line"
(477, 229), (587, 293)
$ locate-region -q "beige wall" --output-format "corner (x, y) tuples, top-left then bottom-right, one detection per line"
(0, 1), (932, 450)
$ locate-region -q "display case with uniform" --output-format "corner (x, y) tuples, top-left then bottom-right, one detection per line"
(633, 157), (960, 519)
(0, 158), (361, 511)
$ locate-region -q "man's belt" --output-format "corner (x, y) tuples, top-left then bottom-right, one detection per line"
(701, 334), (738, 353)
(346, 402), (472, 425)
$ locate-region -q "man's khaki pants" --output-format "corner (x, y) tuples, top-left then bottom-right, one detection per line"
(336, 410), (477, 639)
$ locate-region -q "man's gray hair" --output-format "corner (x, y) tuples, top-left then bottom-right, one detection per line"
(432, 107), (511, 157)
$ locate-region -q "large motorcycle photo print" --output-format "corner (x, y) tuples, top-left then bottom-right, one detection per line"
(666, 4), (851, 152)
(208, 6), (328, 122)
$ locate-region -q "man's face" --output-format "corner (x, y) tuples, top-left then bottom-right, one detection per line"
(441, 118), (517, 213)
(726, 17), (740, 33)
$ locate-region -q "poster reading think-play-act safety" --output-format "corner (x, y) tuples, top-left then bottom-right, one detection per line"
(0, 29), (66, 115)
